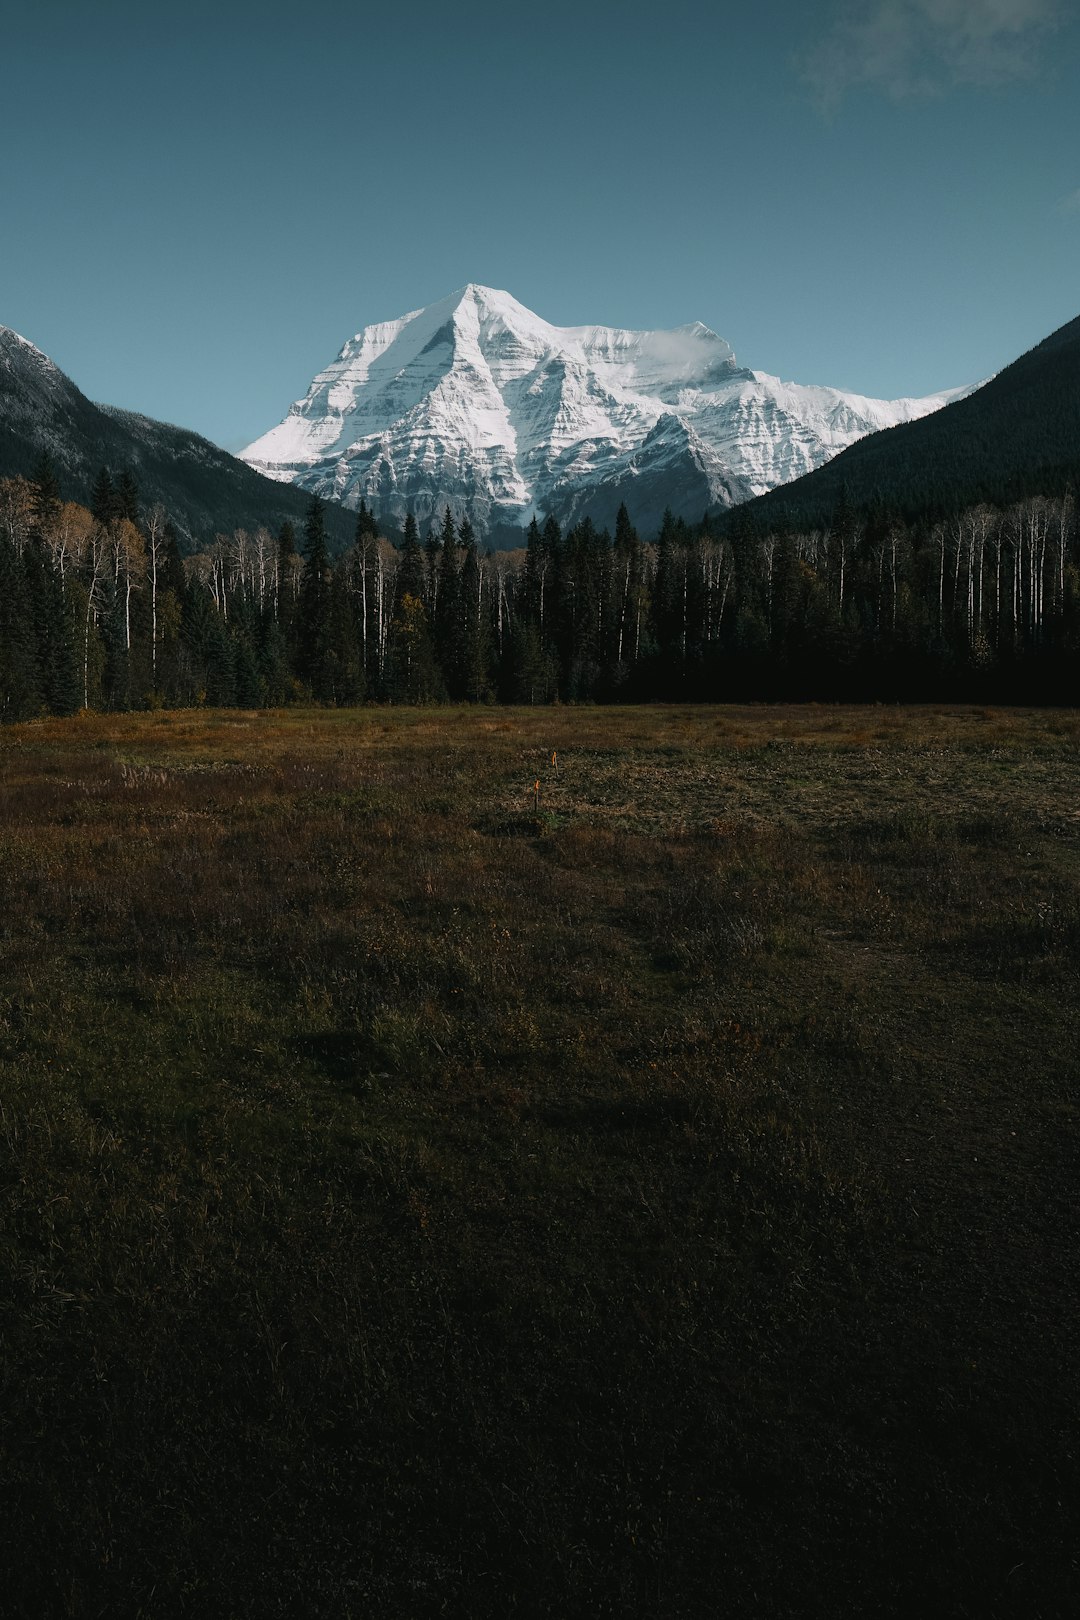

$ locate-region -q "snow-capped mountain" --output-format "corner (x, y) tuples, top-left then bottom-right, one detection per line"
(242, 285), (974, 537)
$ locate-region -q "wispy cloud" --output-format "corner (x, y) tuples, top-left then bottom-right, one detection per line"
(1058, 187), (1080, 213)
(800, 0), (1069, 110)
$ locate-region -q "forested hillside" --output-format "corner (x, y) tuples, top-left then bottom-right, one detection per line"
(2, 450), (1078, 720)
(0, 327), (357, 550)
(737, 313), (1080, 531)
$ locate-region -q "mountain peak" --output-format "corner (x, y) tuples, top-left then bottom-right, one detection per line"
(0, 325), (59, 371)
(241, 286), (970, 538)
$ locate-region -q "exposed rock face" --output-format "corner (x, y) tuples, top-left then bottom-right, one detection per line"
(242, 284), (974, 538)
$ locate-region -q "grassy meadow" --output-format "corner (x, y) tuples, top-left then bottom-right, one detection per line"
(1, 703), (1078, 1617)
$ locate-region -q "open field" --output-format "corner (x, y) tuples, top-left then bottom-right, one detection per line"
(1, 704), (1078, 1618)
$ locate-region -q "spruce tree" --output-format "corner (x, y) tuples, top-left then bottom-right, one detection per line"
(90, 467), (117, 527)
(232, 626), (263, 707)
(394, 512), (427, 608)
(327, 565), (365, 706)
(612, 503), (643, 672)
(521, 516), (543, 629)
(434, 508), (461, 692)
(355, 500), (377, 541)
(385, 513), (439, 702)
(457, 524), (491, 701)
(30, 453), (62, 536)
(24, 537), (79, 715)
(116, 470), (141, 527)
(0, 535), (42, 720)
(163, 524), (187, 602)
(650, 508), (679, 660)
(424, 525), (441, 616)
(296, 496), (333, 700)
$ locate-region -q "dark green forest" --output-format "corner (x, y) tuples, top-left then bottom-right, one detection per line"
(2, 452), (1078, 722)
(740, 314), (1080, 533)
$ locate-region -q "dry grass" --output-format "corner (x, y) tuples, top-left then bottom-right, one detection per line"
(1, 704), (1078, 1617)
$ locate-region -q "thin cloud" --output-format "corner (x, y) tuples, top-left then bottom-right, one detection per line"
(1058, 187), (1080, 213)
(800, 0), (1069, 110)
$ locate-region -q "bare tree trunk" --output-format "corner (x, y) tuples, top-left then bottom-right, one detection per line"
(83, 533), (103, 709)
(360, 545), (368, 674)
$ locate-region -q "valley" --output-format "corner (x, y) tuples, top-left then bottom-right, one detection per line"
(2, 703), (1077, 1617)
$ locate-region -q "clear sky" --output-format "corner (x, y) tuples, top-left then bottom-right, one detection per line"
(2, 0), (1078, 451)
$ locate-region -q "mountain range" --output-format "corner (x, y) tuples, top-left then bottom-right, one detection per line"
(241, 284), (975, 539)
(8, 293), (1072, 555)
(733, 311), (1080, 532)
(0, 326), (358, 550)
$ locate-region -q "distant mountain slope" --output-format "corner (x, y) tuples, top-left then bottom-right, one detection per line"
(736, 314), (1080, 531)
(0, 327), (358, 550)
(241, 283), (973, 538)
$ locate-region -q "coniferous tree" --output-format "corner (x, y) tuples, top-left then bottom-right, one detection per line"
(25, 457), (80, 713)
(296, 497), (334, 700)
(434, 508), (461, 693)
(24, 537), (78, 715)
(90, 467), (118, 527)
(162, 523), (187, 600)
(233, 623), (263, 707)
(650, 508), (678, 661)
(395, 513), (427, 608)
(277, 520), (297, 603)
(327, 565), (365, 705)
(355, 500), (377, 541)
(30, 454), (62, 535)
(424, 524), (441, 617)
(539, 515), (561, 645)
(521, 517), (543, 629)
(116, 470), (141, 527)
(611, 503), (644, 677)
(457, 521), (492, 701)
(0, 534), (41, 720)
(386, 513), (439, 702)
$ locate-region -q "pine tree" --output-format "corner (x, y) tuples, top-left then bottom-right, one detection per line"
(296, 496), (334, 700)
(424, 524), (441, 616)
(0, 534), (41, 720)
(90, 467), (118, 527)
(384, 514), (437, 702)
(162, 523), (187, 600)
(328, 565), (365, 705)
(256, 610), (292, 706)
(395, 512), (427, 608)
(23, 536), (79, 715)
(116, 470), (141, 527)
(612, 503), (644, 670)
(232, 625), (263, 707)
(457, 525), (492, 701)
(355, 500), (377, 541)
(521, 517), (543, 629)
(434, 508), (461, 693)
(30, 453), (62, 536)
(386, 592), (442, 704)
(349, 506), (382, 692)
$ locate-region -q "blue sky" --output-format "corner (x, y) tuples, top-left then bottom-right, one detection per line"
(2, 0), (1078, 450)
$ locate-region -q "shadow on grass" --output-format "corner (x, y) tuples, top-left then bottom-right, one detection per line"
(530, 1094), (692, 1132)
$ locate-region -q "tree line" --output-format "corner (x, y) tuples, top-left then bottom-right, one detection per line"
(2, 455), (1078, 721)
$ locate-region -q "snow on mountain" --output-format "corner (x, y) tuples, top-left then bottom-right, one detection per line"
(241, 285), (974, 536)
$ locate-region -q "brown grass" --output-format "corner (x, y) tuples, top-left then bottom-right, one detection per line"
(1, 704), (1078, 1617)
